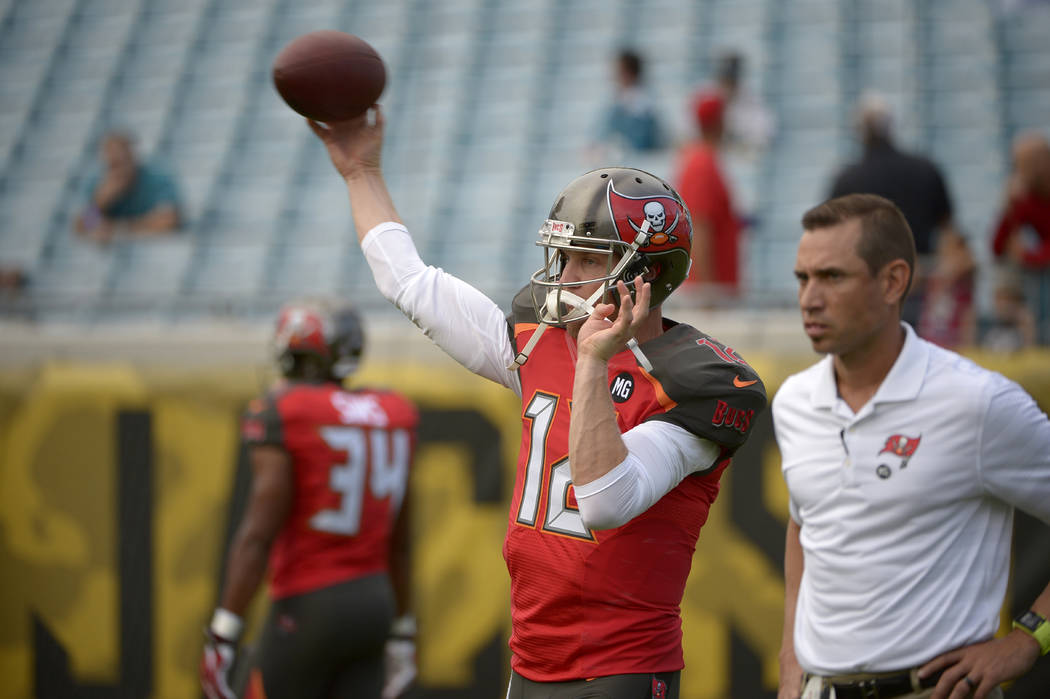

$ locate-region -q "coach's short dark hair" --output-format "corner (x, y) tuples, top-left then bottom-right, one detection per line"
(801, 193), (917, 298)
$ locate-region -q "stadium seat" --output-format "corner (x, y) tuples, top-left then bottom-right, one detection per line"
(266, 243), (346, 296)
(32, 241), (117, 299)
(107, 236), (195, 302)
(184, 243), (269, 296)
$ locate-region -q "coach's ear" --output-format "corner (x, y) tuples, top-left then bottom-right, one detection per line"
(881, 258), (911, 309)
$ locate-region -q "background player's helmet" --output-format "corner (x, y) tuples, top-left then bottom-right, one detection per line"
(274, 299), (365, 380)
(528, 167), (692, 325)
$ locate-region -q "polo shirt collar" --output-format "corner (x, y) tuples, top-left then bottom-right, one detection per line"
(810, 322), (928, 411)
(811, 355), (838, 410)
(870, 323), (928, 405)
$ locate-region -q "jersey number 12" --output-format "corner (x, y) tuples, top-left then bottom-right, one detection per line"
(515, 392), (596, 541)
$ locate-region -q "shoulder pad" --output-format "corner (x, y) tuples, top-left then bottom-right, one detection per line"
(643, 324), (767, 449)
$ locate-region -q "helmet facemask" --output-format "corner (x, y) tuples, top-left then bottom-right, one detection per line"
(528, 219), (650, 327)
(510, 168), (691, 371)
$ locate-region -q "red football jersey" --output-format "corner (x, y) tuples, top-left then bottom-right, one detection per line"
(241, 380), (419, 600)
(506, 296), (766, 681)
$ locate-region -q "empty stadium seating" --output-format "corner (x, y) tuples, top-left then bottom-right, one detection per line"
(0, 0), (1047, 321)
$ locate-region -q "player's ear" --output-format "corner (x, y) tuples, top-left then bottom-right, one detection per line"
(881, 258), (910, 307)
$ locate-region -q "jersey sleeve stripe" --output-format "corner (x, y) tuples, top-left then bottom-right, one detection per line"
(638, 366), (677, 411)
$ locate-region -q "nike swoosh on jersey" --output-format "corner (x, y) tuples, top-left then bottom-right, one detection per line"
(733, 376), (758, 388)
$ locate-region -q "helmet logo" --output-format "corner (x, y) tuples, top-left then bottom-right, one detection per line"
(276, 307), (328, 356)
(607, 182), (685, 248)
(643, 201), (666, 232)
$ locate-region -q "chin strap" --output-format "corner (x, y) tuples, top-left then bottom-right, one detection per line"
(508, 285), (653, 372)
(626, 338), (653, 372)
(508, 321), (550, 369)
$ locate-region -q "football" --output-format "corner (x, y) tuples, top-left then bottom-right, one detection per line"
(272, 30), (386, 122)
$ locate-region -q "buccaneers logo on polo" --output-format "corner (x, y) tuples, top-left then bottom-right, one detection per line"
(875, 434), (921, 478)
(607, 182), (688, 248)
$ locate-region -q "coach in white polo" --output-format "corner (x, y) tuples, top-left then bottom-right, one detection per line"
(774, 194), (1050, 699)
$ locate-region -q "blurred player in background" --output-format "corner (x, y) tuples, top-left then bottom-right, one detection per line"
(200, 299), (419, 699)
(775, 194), (1050, 699)
(308, 108), (766, 699)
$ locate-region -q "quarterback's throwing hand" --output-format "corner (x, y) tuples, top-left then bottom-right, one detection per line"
(307, 105), (384, 180)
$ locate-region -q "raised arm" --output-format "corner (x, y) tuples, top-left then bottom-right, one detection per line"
(308, 109), (519, 391)
(307, 111), (401, 239)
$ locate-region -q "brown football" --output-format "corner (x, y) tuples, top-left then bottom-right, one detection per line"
(272, 31), (386, 122)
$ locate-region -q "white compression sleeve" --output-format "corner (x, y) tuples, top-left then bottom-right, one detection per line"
(573, 420), (722, 530)
(361, 222), (521, 394)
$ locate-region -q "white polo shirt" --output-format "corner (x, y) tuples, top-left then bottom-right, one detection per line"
(773, 324), (1050, 675)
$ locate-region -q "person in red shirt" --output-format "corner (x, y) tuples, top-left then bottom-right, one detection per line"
(991, 132), (1050, 344)
(200, 299), (419, 699)
(918, 228), (976, 350)
(307, 106), (767, 698)
(675, 91), (743, 297)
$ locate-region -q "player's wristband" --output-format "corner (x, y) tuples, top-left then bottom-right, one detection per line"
(1013, 610), (1050, 656)
(390, 615), (416, 639)
(209, 608), (244, 642)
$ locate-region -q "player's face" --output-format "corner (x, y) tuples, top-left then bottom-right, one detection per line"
(794, 220), (892, 358)
(555, 249), (619, 333)
(559, 249), (614, 300)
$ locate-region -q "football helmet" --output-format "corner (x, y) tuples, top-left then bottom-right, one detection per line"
(274, 299), (365, 380)
(528, 167), (692, 327)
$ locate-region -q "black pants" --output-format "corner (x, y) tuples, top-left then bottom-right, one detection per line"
(247, 573), (395, 699)
(506, 669), (680, 699)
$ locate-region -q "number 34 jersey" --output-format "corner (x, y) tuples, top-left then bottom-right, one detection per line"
(507, 315), (767, 681)
(241, 380), (419, 600)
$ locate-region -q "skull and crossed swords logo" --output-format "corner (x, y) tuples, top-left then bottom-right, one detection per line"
(630, 200), (680, 245)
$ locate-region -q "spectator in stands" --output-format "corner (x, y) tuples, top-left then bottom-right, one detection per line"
(918, 228), (976, 350)
(708, 51), (774, 157)
(74, 131), (182, 244)
(991, 131), (1050, 344)
(829, 92), (959, 328)
(674, 91), (743, 300)
(981, 275), (1037, 353)
(594, 49), (665, 154)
